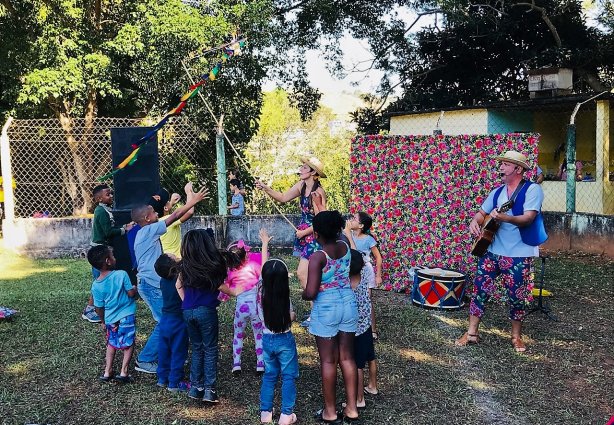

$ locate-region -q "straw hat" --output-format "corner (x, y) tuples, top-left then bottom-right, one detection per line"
(300, 156), (327, 178)
(494, 150), (530, 170)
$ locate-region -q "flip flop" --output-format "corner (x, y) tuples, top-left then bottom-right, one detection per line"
(363, 387), (379, 395)
(115, 375), (134, 384)
(341, 401), (366, 409)
(99, 374), (113, 382)
(314, 408), (342, 424)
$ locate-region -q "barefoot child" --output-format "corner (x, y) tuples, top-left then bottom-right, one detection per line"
(88, 245), (137, 383)
(349, 249), (379, 406)
(256, 229), (299, 425)
(154, 253), (189, 392)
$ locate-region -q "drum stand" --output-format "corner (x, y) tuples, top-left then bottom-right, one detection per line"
(528, 255), (558, 321)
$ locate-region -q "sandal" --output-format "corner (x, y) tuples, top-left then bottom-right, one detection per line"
(372, 331), (379, 341)
(455, 332), (480, 346)
(511, 336), (526, 353)
(314, 408), (342, 424)
(363, 387), (378, 395)
(99, 374), (113, 382)
(341, 401), (366, 409)
(115, 375), (134, 384)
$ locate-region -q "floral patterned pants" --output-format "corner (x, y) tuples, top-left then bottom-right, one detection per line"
(469, 252), (534, 321)
(233, 297), (265, 371)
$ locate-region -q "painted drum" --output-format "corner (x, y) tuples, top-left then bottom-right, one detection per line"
(411, 267), (466, 310)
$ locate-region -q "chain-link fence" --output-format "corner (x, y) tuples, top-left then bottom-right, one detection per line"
(3, 116), (219, 218)
(388, 96), (613, 216)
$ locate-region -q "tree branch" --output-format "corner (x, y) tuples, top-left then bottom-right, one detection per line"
(344, 9), (444, 75)
(513, 1), (562, 48)
(276, 0), (312, 15)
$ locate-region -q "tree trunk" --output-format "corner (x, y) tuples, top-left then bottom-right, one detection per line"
(54, 91), (98, 216)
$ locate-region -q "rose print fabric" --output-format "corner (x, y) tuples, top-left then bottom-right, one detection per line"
(350, 133), (539, 293)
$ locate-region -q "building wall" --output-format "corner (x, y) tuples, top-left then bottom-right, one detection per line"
(389, 109), (488, 135)
(487, 110), (534, 133)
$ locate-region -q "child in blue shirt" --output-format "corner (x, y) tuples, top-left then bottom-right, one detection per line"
(88, 244), (137, 383)
(131, 183), (208, 374)
(228, 178), (245, 216)
(154, 253), (189, 392)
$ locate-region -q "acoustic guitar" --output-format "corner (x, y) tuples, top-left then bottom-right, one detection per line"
(471, 200), (514, 257)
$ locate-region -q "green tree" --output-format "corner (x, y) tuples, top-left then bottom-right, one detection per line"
(246, 89), (351, 214)
(348, 0), (614, 132)
(0, 0), (243, 214)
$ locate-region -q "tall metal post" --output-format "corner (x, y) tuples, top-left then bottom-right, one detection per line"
(216, 115), (228, 215)
(1, 117), (15, 221)
(565, 123), (576, 213)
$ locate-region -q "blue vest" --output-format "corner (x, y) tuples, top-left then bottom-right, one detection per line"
(492, 182), (548, 246)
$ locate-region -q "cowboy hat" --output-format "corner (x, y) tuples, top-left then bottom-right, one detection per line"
(494, 150), (530, 170)
(300, 156), (327, 178)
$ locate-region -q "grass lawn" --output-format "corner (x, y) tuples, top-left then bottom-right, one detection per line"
(1, 244), (613, 425)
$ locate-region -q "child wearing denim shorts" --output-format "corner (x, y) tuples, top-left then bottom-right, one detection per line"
(302, 211), (359, 423)
(88, 245), (137, 383)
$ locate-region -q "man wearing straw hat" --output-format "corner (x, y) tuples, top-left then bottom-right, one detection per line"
(256, 156), (327, 326)
(456, 150), (546, 353)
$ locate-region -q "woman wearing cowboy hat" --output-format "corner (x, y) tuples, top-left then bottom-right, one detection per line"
(256, 156), (327, 303)
(456, 150), (546, 353)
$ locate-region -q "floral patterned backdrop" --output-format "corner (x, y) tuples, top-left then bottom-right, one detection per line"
(349, 133), (540, 292)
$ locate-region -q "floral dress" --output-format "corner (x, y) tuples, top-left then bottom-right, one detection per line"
(293, 193), (321, 259)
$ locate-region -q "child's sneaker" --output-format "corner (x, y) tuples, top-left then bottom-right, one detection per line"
(168, 381), (190, 393)
(188, 386), (204, 400)
(232, 366), (241, 376)
(81, 305), (101, 323)
(278, 413), (297, 425)
(156, 381), (167, 388)
(134, 360), (158, 374)
(202, 388), (219, 403)
(260, 411), (273, 423)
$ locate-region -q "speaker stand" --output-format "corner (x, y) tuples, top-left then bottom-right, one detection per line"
(528, 255), (558, 321)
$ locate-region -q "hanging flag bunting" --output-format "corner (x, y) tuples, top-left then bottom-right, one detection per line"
(97, 37), (246, 181)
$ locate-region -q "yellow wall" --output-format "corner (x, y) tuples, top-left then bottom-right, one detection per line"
(389, 109), (488, 135)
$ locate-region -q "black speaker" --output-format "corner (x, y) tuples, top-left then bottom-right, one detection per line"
(111, 127), (160, 210)
(109, 209), (137, 285)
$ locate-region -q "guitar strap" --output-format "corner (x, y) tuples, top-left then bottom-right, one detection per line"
(494, 179), (526, 210)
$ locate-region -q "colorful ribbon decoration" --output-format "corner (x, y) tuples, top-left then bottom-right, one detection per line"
(97, 38), (246, 181)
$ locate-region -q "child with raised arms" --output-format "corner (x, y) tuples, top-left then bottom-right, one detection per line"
(223, 239), (265, 375)
(256, 229), (299, 425)
(175, 228), (235, 404)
